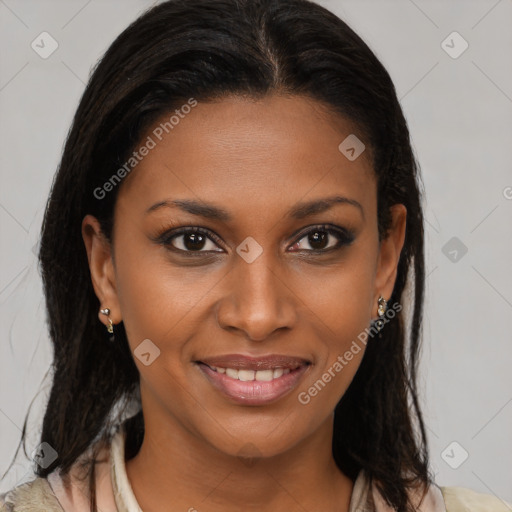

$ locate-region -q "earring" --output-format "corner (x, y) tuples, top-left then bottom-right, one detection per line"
(100, 307), (114, 340)
(375, 296), (387, 331)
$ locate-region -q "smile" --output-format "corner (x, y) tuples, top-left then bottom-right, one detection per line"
(196, 354), (311, 406)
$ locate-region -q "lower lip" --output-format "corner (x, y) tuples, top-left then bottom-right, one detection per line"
(197, 363), (310, 406)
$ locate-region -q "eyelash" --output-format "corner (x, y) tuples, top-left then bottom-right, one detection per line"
(156, 224), (355, 256)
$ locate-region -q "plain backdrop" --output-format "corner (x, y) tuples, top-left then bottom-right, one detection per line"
(1, 0), (511, 504)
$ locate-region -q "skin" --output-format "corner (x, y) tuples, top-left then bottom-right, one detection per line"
(82, 94), (406, 512)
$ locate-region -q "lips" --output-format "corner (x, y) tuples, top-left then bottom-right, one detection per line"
(195, 354), (311, 405)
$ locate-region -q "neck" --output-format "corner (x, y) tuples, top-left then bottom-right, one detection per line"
(125, 412), (353, 512)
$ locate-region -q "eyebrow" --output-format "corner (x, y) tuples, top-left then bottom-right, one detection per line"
(146, 195), (364, 221)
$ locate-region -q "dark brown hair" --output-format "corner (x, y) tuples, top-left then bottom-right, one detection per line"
(7, 1), (431, 510)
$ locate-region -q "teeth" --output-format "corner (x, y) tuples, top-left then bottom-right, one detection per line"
(225, 368), (238, 379)
(238, 369), (255, 381)
(211, 366), (295, 381)
(256, 370), (274, 381)
(273, 368), (283, 379)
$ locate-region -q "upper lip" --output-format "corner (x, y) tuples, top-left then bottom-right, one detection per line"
(197, 354), (311, 371)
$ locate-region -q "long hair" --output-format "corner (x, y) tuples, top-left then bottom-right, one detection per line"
(8, 1), (430, 510)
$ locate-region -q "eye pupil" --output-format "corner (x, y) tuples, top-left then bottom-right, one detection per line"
(309, 231), (327, 250)
(184, 232), (206, 251)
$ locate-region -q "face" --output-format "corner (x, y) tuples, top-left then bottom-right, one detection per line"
(83, 94), (406, 459)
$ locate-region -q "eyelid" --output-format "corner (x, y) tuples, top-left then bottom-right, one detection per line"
(155, 223), (355, 255)
(288, 224), (355, 251)
(156, 226), (225, 251)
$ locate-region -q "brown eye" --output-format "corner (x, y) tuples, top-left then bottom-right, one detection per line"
(307, 230), (329, 250)
(161, 228), (224, 253)
(289, 225), (354, 253)
(179, 232), (208, 251)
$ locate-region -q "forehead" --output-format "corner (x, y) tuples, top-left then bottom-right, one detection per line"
(117, 94), (375, 216)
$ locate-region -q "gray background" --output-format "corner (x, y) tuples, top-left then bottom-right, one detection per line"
(1, 0), (511, 505)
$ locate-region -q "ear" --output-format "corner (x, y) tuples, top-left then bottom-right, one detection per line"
(373, 204), (407, 313)
(81, 214), (122, 328)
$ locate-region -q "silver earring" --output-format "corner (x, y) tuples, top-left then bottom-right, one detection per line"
(375, 296), (387, 331)
(100, 307), (115, 340)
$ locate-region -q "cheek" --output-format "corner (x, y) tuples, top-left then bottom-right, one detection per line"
(113, 241), (212, 414)
(113, 233), (213, 350)
(304, 256), (376, 343)
(295, 255), (377, 408)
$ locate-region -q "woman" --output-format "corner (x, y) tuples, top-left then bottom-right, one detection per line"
(1, 0), (509, 510)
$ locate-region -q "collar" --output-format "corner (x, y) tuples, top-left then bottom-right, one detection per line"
(49, 423), (445, 512)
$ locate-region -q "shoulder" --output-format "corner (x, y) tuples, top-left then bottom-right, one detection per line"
(0, 477), (64, 512)
(0, 428), (123, 512)
(440, 485), (512, 511)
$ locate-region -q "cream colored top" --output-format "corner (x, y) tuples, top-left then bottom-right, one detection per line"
(1, 425), (510, 511)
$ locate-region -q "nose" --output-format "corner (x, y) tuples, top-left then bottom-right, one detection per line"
(215, 253), (298, 342)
